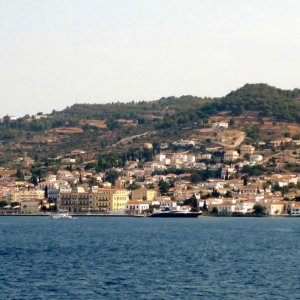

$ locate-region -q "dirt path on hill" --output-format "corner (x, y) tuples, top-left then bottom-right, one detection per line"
(111, 131), (157, 147)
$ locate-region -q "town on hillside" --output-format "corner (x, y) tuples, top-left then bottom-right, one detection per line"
(1, 116), (300, 217)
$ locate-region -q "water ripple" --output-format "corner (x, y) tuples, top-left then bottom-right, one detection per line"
(0, 217), (300, 299)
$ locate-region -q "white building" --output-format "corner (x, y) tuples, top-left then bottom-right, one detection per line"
(126, 201), (149, 215)
(174, 139), (195, 147)
(250, 154), (263, 163)
(200, 154), (212, 160)
(212, 122), (229, 129)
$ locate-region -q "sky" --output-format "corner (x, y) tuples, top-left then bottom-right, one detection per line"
(1, 0), (300, 117)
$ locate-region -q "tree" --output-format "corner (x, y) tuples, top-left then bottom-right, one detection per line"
(84, 162), (97, 170)
(191, 173), (203, 184)
(16, 169), (24, 180)
(105, 170), (119, 185)
(224, 191), (232, 198)
(211, 207), (218, 215)
(0, 201), (8, 208)
(202, 200), (208, 211)
(79, 173), (83, 184)
(44, 186), (48, 199)
(158, 180), (170, 195)
(229, 118), (235, 126)
(183, 195), (198, 210)
(31, 175), (39, 186)
(142, 149), (153, 162)
(211, 189), (220, 197)
(253, 204), (265, 215)
(129, 183), (141, 190)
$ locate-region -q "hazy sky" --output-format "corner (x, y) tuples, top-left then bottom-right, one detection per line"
(1, 0), (300, 116)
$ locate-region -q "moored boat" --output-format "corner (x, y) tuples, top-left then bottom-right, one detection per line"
(150, 208), (202, 218)
(49, 212), (73, 219)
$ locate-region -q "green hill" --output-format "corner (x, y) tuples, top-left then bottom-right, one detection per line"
(203, 83), (300, 120)
(1, 83), (300, 166)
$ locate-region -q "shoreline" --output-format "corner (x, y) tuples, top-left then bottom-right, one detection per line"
(0, 213), (298, 218)
(0, 214), (135, 217)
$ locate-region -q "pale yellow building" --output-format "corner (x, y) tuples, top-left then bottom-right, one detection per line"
(131, 187), (158, 201)
(264, 203), (285, 215)
(224, 150), (239, 161)
(7, 189), (45, 203)
(240, 145), (255, 155)
(94, 188), (129, 211)
(21, 200), (41, 214)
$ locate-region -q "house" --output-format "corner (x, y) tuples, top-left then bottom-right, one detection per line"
(209, 203), (236, 215)
(0, 169), (16, 180)
(173, 139), (195, 147)
(38, 180), (70, 201)
(200, 153), (212, 160)
(240, 145), (255, 155)
(221, 167), (236, 179)
(270, 138), (292, 147)
(290, 204), (300, 216)
(61, 158), (76, 164)
(224, 150), (239, 161)
(292, 140), (300, 146)
(143, 143), (153, 149)
(279, 149), (300, 164)
(157, 154), (166, 161)
(212, 121), (229, 129)
(7, 189), (45, 203)
(21, 200), (40, 214)
(264, 202), (285, 215)
(160, 200), (177, 210)
(126, 201), (149, 215)
(131, 187), (157, 201)
(235, 201), (255, 214)
(239, 184), (264, 195)
(250, 154), (263, 163)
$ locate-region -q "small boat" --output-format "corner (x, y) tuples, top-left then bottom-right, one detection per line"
(49, 212), (73, 219)
(150, 208), (202, 218)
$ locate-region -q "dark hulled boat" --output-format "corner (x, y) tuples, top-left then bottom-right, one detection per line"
(150, 208), (202, 218)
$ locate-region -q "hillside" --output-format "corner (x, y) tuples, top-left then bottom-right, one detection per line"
(1, 83), (300, 167)
(201, 83), (300, 122)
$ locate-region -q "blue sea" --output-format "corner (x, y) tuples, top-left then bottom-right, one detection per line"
(1, 216), (300, 299)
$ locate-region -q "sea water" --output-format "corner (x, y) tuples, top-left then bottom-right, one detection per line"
(0, 216), (300, 299)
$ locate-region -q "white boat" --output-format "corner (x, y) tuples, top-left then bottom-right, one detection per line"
(49, 212), (73, 219)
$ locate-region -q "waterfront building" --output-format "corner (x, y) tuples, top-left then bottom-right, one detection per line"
(93, 188), (129, 211)
(126, 201), (149, 215)
(131, 187), (157, 201)
(7, 189), (44, 203)
(58, 188), (93, 212)
(21, 200), (40, 214)
(290, 204), (300, 216)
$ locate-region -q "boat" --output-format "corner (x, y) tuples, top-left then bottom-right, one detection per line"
(49, 212), (73, 219)
(150, 208), (202, 218)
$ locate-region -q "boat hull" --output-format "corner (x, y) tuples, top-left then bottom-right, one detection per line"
(150, 212), (201, 218)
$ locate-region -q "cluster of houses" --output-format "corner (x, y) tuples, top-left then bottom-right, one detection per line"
(1, 137), (300, 217)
